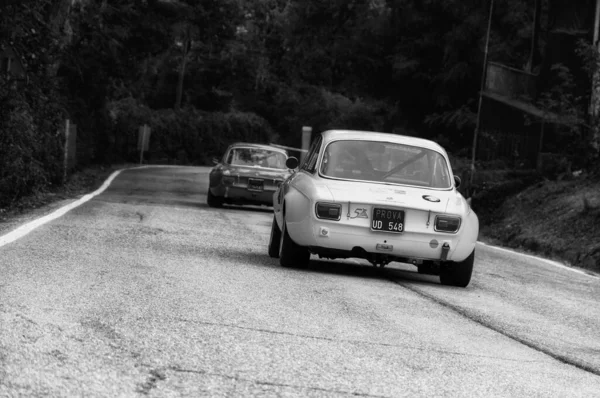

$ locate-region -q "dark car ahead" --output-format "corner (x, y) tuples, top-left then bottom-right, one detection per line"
(207, 143), (292, 208)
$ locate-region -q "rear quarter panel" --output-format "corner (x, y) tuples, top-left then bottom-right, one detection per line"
(282, 172), (334, 245)
(448, 194), (479, 261)
(208, 166), (223, 188)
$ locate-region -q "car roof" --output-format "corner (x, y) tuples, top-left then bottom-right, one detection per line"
(228, 142), (288, 154)
(320, 130), (447, 154)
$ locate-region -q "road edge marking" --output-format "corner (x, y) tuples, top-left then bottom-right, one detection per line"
(0, 165), (208, 248)
(477, 241), (598, 279)
(0, 169), (125, 248)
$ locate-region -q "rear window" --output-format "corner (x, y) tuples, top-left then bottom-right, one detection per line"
(226, 147), (287, 169)
(319, 140), (451, 189)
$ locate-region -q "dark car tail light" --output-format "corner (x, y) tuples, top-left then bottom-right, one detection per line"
(222, 176), (235, 185)
(316, 202), (342, 220)
(434, 215), (461, 233)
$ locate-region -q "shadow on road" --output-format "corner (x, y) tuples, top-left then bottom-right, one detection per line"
(302, 259), (441, 287)
(215, 204), (273, 214)
(96, 194), (274, 214)
(219, 245), (442, 287)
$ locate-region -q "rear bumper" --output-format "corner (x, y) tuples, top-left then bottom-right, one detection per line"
(287, 219), (475, 262)
(210, 185), (276, 206)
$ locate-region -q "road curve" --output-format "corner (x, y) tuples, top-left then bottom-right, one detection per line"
(1, 166), (599, 397)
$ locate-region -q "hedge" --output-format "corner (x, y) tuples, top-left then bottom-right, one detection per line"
(107, 98), (275, 165)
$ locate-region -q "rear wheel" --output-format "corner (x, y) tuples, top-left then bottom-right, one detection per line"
(279, 220), (310, 268)
(440, 250), (474, 288)
(268, 215), (281, 258)
(206, 188), (223, 208)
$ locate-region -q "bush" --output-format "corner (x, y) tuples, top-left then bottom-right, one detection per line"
(107, 98), (275, 164)
(264, 84), (393, 147)
(0, 81), (64, 208)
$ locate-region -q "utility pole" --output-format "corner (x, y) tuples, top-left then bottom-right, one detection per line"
(470, 0), (495, 194)
(527, 0), (542, 73)
(590, 0), (600, 151)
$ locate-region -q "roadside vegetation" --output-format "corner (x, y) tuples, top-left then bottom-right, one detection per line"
(1, 0), (599, 272)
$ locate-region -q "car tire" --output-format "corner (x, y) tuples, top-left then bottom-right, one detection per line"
(279, 220), (310, 268)
(440, 250), (474, 288)
(268, 215), (281, 258)
(206, 188), (223, 208)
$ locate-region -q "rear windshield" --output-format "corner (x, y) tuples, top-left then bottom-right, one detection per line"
(226, 147), (287, 169)
(319, 140), (452, 189)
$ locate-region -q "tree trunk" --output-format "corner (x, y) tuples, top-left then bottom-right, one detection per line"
(526, 0), (542, 73)
(175, 39), (190, 110)
(46, 0), (74, 77)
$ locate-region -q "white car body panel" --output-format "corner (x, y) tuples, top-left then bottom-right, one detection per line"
(273, 130), (479, 264)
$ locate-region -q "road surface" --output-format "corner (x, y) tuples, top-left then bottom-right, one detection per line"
(1, 166), (599, 397)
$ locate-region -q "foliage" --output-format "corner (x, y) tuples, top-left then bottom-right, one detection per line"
(575, 39), (600, 170)
(107, 98), (274, 165)
(0, 1), (68, 208)
(0, 78), (64, 207)
(1, 0), (599, 205)
(533, 38), (599, 171)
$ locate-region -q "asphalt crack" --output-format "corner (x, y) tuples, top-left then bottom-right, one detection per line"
(391, 279), (600, 377)
(167, 365), (387, 397)
(168, 316), (540, 363)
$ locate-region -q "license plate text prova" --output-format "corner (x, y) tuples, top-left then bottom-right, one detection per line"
(371, 208), (405, 233)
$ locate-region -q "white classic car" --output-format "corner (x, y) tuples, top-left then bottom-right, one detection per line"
(267, 130), (479, 287)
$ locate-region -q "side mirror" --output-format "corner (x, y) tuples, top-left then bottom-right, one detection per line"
(212, 157), (219, 165)
(454, 175), (461, 188)
(286, 156), (299, 169)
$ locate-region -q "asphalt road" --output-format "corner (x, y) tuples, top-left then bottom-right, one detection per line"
(1, 166), (600, 397)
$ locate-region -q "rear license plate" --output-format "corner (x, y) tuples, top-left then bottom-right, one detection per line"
(371, 208), (404, 233)
(248, 178), (264, 191)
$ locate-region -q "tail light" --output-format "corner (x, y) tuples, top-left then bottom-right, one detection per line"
(316, 202), (341, 220)
(434, 215), (461, 233)
(222, 176), (235, 185)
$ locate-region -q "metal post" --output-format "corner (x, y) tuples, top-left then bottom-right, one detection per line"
(63, 119), (70, 184)
(470, 0), (495, 194)
(139, 124), (149, 165)
(537, 121), (545, 172)
(301, 126), (312, 163)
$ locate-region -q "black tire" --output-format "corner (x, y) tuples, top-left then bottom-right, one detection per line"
(206, 188), (223, 208)
(268, 215), (281, 258)
(279, 220), (310, 268)
(440, 250), (475, 288)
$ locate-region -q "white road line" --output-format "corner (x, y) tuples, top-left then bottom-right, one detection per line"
(0, 165), (198, 248)
(477, 241), (598, 279)
(0, 165), (201, 248)
(0, 169), (123, 248)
